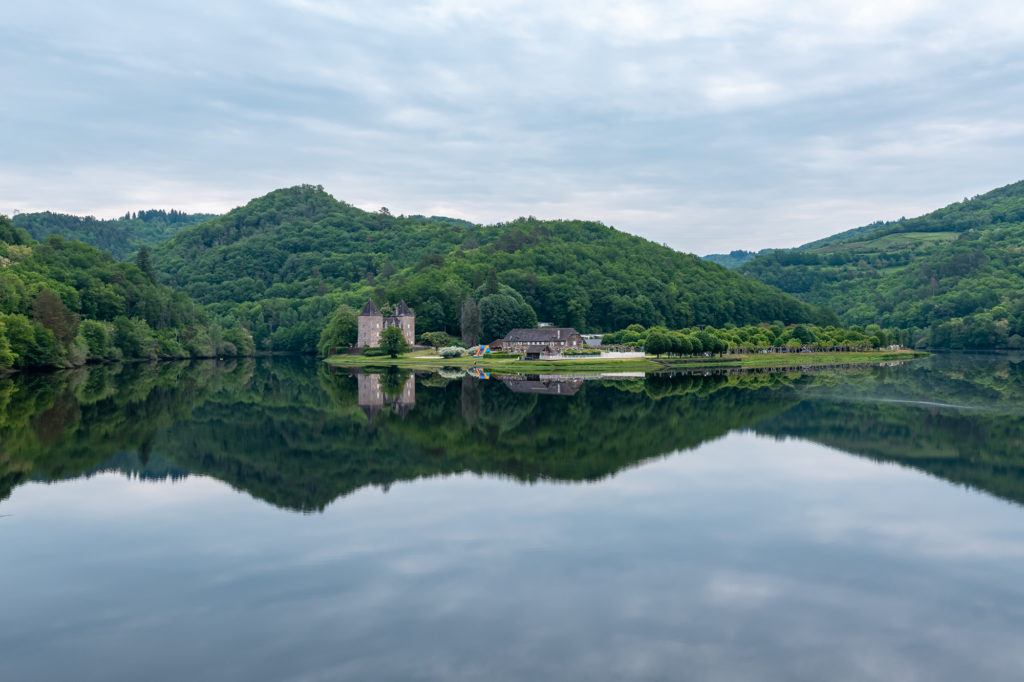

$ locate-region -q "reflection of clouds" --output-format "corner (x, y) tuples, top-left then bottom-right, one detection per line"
(5, 433), (1024, 681)
(805, 507), (1024, 560)
(706, 570), (784, 605)
(5, 472), (228, 517)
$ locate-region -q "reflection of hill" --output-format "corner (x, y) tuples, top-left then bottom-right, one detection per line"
(755, 398), (1024, 506)
(751, 353), (1024, 506)
(0, 361), (255, 501)
(3, 353), (1024, 511)
(156, 369), (803, 511)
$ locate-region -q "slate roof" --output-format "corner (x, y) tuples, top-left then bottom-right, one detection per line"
(394, 300), (414, 316)
(359, 299), (381, 316)
(503, 328), (581, 342)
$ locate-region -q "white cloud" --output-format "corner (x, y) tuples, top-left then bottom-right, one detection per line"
(3, 1), (1024, 251)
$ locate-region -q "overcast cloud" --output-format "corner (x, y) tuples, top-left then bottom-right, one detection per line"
(3, 0), (1024, 253)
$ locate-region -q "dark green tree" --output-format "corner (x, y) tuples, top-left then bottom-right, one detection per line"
(32, 290), (79, 347)
(644, 330), (671, 357)
(485, 267), (500, 295)
(380, 326), (410, 358)
(461, 298), (482, 346)
(420, 331), (450, 350)
(136, 245), (156, 281)
(0, 319), (14, 368)
(317, 303), (358, 356)
(480, 294), (535, 342)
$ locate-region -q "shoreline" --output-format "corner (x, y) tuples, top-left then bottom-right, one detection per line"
(324, 349), (928, 374)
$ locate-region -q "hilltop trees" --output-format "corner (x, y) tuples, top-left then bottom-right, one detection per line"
(145, 186), (832, 352)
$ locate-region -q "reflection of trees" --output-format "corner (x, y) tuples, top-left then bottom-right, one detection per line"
(0, 360), (256, 501)
(755, 396), (1024, 505)
(3, 353), (1024, 511)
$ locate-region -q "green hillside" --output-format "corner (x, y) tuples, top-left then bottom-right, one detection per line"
(738, 179), (1024, 348)
(150, 184), (835, 352)
(13, 209), (216, 260)
(0, 215), (252, 370)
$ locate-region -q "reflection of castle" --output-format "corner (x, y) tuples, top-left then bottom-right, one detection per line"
(499, 374), (584, 396)
(357, 299), (415, 348)
(357, 373), (416, 421)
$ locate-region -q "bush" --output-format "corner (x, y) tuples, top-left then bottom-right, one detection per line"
(438, 346), (465, 358)
(362, 346), (390, 357)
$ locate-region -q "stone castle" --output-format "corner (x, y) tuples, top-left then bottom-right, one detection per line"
(357, 299), (415, 348)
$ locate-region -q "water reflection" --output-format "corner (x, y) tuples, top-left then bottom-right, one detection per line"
(2, 353), (1024, 511)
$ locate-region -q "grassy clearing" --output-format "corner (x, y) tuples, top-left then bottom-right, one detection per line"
(325, 350), (926, 374)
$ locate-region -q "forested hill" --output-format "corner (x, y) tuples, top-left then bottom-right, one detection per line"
(737, 179), (1024, 348)
(0, 215), (252, 370)
(150, 184), (835, 349)
(13, 209), (216, 260)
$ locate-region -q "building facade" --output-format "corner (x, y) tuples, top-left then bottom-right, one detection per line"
(357, 299), (415, 348)
(501, 327), (585, 356)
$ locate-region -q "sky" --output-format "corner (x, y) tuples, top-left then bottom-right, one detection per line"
(3, 0), (1024, 255)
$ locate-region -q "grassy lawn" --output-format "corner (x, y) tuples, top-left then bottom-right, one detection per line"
(324, 349), (926, 374)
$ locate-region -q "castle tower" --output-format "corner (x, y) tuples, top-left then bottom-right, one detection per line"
(357, 299), (383, 348)
(392, 300), (416, 345)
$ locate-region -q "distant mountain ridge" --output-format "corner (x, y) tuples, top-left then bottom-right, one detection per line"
(702, 249), (773, 269)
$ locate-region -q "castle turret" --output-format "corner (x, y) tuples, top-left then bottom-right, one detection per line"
(393, 300), (416, 345)
(357, 299), (383, 348)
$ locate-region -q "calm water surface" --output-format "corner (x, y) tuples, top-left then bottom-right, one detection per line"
(2, 354), (1023, 681)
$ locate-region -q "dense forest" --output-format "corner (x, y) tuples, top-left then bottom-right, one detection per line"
(737, 179), (1024, 348)
(0, 215), (252, 370)
(12, 209), (216, 260)
(148, 185), (836, 352)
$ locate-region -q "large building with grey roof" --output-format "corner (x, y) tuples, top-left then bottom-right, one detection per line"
(501, 328), (585, 356)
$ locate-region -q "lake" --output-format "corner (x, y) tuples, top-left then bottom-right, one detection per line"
(2, 353), (1023, 681)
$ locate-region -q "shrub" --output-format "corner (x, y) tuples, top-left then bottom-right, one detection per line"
(438, 346), (465, 358)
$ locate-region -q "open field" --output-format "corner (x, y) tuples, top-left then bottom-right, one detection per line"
(325, 349), (926, 374)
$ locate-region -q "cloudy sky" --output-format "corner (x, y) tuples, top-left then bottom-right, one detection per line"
(3, 1), (1024, 254)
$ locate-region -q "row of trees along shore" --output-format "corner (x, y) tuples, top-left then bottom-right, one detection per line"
(315, 292), (904, 359)
(602, 322), (903, 356)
